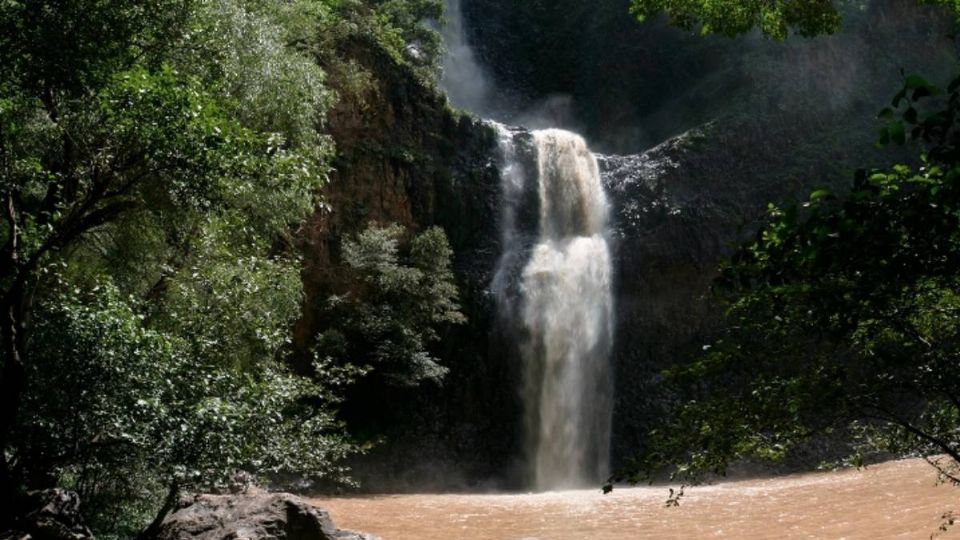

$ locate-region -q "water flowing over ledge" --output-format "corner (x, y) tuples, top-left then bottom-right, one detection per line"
(493, 124), (614, 490)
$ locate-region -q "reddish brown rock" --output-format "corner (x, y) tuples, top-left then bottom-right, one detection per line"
(155, 493), (378, 540)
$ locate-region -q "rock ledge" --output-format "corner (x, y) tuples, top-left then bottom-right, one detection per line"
(156, 493), (378, 540)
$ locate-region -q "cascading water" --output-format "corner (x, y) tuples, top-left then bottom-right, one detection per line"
(441, 0), (614, 491)
(494, 126), (614, 490)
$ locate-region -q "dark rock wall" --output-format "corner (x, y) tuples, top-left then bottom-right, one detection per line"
(293, 35), (519, 490)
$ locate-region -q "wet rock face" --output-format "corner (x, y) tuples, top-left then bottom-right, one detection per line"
(599, 127), (744, 462)
(597, 116), (888, 464)
(0, 489), (94, 540)
(599, 125), (737, 266)
(156, 493), (378, 540)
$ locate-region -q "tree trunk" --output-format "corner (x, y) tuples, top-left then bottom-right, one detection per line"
(0, 287), (27, 527)
(136, 481), (180, 540)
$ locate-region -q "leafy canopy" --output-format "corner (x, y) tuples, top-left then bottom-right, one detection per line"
(17, 285), (355, 539)
(0, 0), (353, 535)
(2, 0), (458, 534)
(630, 0), (959, 39)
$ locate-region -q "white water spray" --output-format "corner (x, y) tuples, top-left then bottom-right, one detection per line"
(494, 127), (614, 490)
(440, 0), (491, 114)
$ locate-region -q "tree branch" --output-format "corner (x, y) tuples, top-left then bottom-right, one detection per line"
(4, 192), (17, 267)
(924, 455), (960, 486)
(864, 405), (960, 463)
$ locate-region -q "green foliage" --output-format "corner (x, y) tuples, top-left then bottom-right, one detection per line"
(15, 285), (355, 539)
(0, 0), (402, 535)
(314, 0), (444, 88)
(630, 0), (959, 39)
(617, 73), (960, 487)
(153, 223), (305, 370)
(630, 0), (842, 39)
(0, 0), (192, 96)
(315, 223), (465, 387)
(177, 0), (336, 148)
(369, 0), (443, 67)
(0, 1), (458, 533)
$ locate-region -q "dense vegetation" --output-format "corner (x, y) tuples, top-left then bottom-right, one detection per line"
(629, 0), (960, 39)
(0, 0), (458, 537)
(615, 0), (960, 492)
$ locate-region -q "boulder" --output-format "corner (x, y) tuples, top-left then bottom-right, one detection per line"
(0, 489), (94, 540)
(155, 493), (378, 540)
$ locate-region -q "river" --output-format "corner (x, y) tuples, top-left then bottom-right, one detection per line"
(312, 458), (959, 539)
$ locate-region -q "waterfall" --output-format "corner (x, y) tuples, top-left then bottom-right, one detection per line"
(494, 126), (614, 490)
(442, 0), (614, 491)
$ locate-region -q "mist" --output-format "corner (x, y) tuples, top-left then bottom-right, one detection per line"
(440, 0), (493, 116)
(460, 0), (959, 154)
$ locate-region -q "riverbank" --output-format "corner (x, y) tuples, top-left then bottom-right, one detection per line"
(311, 458), (958, 539)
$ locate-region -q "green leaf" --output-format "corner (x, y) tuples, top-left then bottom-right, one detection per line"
(904, 74), (930, 90)
(889, 121), (906, 145)
(810, 189), (832, 201)
(877, 127), (890, 147)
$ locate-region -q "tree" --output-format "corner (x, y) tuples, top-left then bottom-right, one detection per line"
(15, 286), (355, 539)
(629, 0), (958, 39)
(313, 0), (444, 85)
(0, 0), (339, 532)
(631, 0), (840, 39)
(314, 223), (465, 388)
(612, 71), (960, 488)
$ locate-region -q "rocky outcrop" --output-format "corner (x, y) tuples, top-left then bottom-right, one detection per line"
(0, 489), (94, 540)
(155, 493), (377, 540)
(597, 115), (913, 465)
(293, 33), (516, 490)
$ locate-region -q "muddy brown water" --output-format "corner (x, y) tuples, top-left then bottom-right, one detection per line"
(311, 459), (960, 539)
